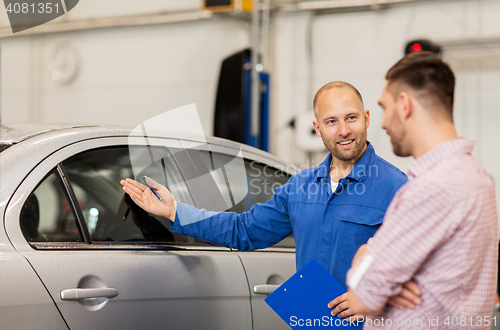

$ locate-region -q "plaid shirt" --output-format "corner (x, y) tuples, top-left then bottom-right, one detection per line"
(347, 138), (498, 330)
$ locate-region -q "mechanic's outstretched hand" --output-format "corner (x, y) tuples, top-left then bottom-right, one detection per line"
(120, 177), (177, 222)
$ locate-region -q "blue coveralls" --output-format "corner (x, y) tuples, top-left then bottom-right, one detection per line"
(171, 142), (407, 288)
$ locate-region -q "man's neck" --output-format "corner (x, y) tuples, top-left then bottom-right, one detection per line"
(330, 165), (352, 183)
(411, 122), (458, 159)
(329, 143), (367, 182)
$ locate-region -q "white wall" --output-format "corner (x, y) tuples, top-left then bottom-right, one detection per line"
(2, 0), (500, 187)
(1, 18), (250, 135)
(0, 0), (202, 28)
(271, 0), (500, 231)
(273, 0), (500, 166)
(63, 0), (201, 20)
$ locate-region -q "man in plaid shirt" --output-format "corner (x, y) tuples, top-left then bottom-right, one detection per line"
(345, 52), (498, 329)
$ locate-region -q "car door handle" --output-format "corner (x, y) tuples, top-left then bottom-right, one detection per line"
(60, 288), (119, 301)
(253, 284), (280, 295)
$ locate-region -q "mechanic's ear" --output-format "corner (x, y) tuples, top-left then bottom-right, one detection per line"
(313, 120), (321, 137)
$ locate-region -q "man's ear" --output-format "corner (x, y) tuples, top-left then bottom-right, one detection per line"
(364, 110), (370, 129)
(313, 120), (321, 137)
(398, 91), (413, 120)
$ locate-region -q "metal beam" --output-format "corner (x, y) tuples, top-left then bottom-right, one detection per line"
(289, 0), (454, 12)
(0, 10), (214, 39)
(250, 0), (261, 146)
(0, 0), (456, 39)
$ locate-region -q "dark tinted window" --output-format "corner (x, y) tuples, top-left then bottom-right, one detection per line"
(20, 170), (82, 242)
(61, 146), (208, 244)
(199, 151), (295, 248)
(0, 143), (11, 152)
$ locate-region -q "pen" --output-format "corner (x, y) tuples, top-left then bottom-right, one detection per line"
(142, 176), (164, 202)
(123, 208), (130, 221)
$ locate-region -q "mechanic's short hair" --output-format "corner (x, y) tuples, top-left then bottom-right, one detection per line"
(313, 81), (364, 118)
(385, 52), (455, 117)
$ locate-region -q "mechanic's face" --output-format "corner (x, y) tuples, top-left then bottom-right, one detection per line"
(313, 88), (369, 164)
(379, 83), (410, 157)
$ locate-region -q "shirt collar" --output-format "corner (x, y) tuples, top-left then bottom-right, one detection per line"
(407, 138), (475, 179)
(316, 141), (375, 183)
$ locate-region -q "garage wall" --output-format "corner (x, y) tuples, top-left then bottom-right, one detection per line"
(0, 1), (249, 136)
(271, 0), (500, 232)
(1, 0), (500, 209)
(273, 0), (500, 165)
(0, 0), (201, 28)
(62, 0), (201, 20)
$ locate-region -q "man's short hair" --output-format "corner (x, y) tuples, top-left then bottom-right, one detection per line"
(313, 81), (364, 118)
(385, 52), (455, 117)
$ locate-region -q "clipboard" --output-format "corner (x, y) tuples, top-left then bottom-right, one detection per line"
(265, 259), (363, 329)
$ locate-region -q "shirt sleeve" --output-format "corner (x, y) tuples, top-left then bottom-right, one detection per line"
(346, 180), (463, 311)
(169, 181), (293, 251)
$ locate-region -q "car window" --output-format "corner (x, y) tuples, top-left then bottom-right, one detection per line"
(20, 170), (82, 242)
(59, 145), (214, 245)
(19, 145), (216, 247)
(198, 150), (295, 248)
(0, 143), (11, 152)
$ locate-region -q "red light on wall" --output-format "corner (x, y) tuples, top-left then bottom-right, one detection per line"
(404, 39), (442, 56)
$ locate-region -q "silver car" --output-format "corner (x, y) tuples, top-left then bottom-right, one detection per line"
(0, 124), (296, 330)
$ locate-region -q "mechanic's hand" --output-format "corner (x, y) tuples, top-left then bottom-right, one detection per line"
(120, 177), (177, 221)
(328, 293), (362, 319)
(387, 280), (422, 309)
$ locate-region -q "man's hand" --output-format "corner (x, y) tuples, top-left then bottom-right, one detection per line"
(328, 293), (364, 319)
(120, 177), (177, 221)
(345, 288), (383, 316)
(387, 280), (422, 309)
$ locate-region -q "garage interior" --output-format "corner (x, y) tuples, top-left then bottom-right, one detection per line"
(0, 1), (500, 326)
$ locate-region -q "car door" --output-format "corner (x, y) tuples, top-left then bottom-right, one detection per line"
(229, 159), (296, 330)
(4, 136), (252, 330)
(0, 231), (68, 329)
(183, 141), (296, 330)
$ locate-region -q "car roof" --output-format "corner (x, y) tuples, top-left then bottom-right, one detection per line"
(0, 123), (96, 144)
(0, 123), (292, 171)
